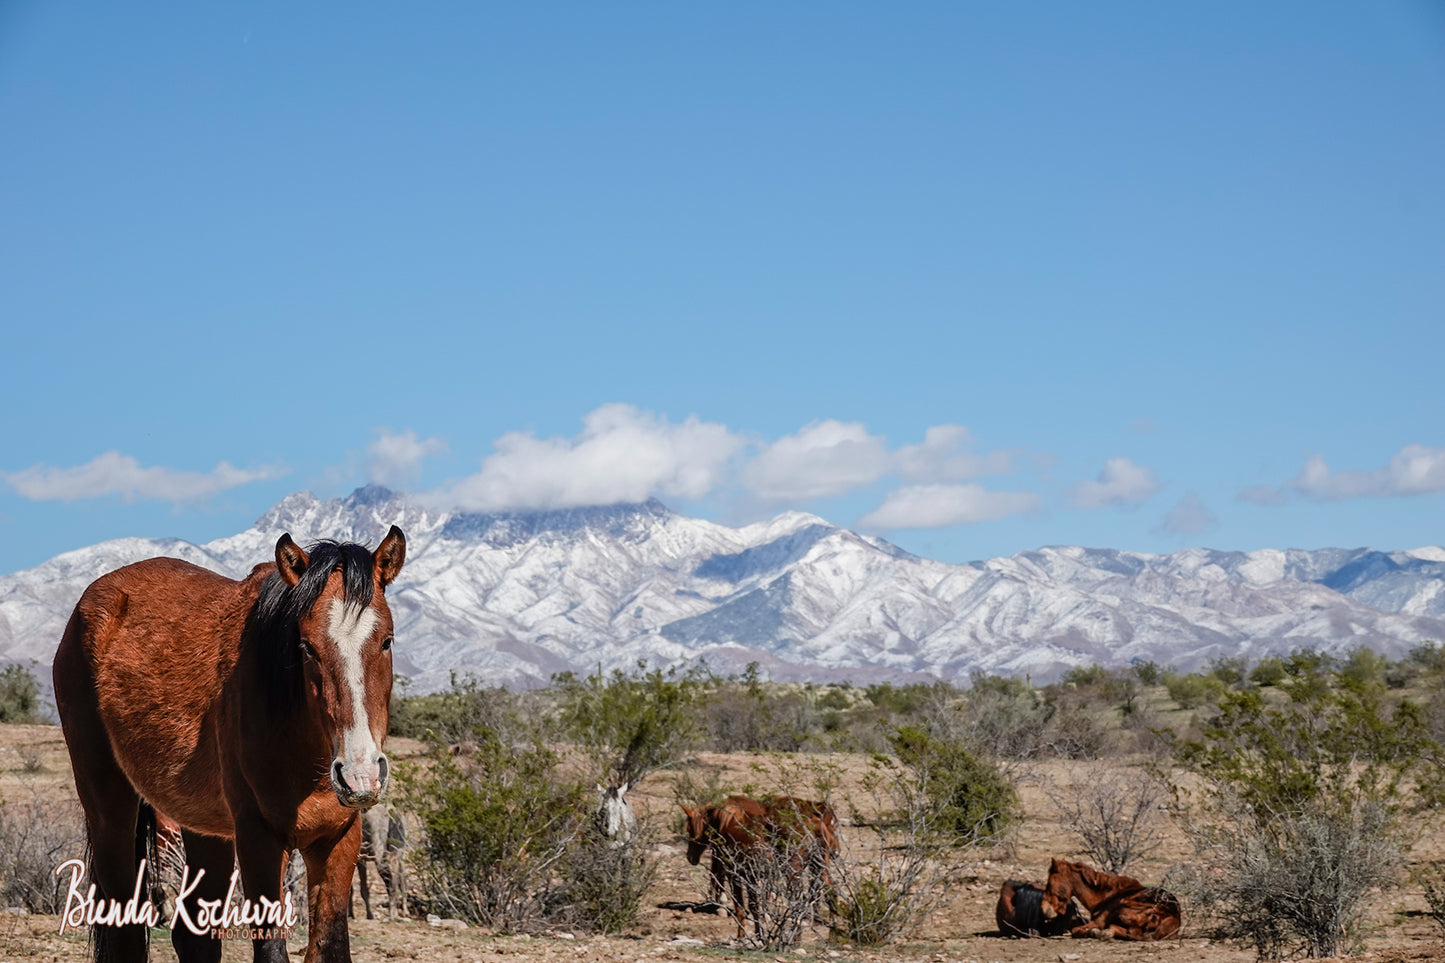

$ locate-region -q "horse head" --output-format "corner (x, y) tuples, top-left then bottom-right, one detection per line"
(273, 525), (406, 809)
(1040, 856), (1073, 920)
(681, 804), (709, 865)
(596, 781), (637, 847)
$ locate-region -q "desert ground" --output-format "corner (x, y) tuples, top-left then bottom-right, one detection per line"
(0, 723), (1441, 963)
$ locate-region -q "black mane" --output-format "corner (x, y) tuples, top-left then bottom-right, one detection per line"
(249, 540), (376, 710)
(1004, 881), (1046, 935)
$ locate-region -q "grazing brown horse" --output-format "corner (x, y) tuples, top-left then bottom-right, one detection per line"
(995, 879), (1086, 937)
(53, 528), (406, 963)
(1041, 858), (1182, 941)
(681, 794), (838, 939)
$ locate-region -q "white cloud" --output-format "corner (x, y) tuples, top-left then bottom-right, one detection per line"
(893, 424), (1017, 482)
(1240, 444), (1445, 505)
(0, 452), (285, 503)
(1289, 445), (1445, 500)
(1155, 492), (1218, 536)
(858, 483), (1041, 529)
(436, 404), (744, 512)
(741, 420), (890, 501)
(1071, 457), (1162, 509)
(365, 429), (447, 488)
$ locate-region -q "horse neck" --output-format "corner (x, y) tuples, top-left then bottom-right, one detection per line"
(1062, 866), (1135, 909)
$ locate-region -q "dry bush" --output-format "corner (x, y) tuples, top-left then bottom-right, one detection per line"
(554, 825), (657, 935)
(0, 788), (86, 912)
(827, 754), (998, 947)
(398, 733), (587, 931)
(1174, 800), (1400, 960)
(1172, 679), (1430, 958)
(1041, 764), (1168, 873)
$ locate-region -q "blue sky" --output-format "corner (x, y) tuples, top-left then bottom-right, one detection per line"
(2, 2), (1443, 574)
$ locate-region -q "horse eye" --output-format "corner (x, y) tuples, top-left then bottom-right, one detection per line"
(381, 636), (393, 652)
(299, 640), (317, 660)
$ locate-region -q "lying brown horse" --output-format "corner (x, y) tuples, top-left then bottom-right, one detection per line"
(54, 528), (406, 963)
(996, 879), (1085, 937)
(1041, 857), (1181, 941)
(681, 794), (838, 939)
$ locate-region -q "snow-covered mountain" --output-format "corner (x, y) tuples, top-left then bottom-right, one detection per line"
(3, 486), (1443, 691)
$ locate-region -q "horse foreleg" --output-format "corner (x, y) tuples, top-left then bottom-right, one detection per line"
(299, 817), (362, 963)
(171, 830), (235, 963)
(233, 816), (290, 963)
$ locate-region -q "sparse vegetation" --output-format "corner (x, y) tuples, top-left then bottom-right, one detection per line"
(0, 664), (46, 725)
(1042, 764), (1168, 873)
(1171, 662), (1439, 959)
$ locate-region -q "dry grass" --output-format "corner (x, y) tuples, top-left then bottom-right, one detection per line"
(1, 725), (1442, 963)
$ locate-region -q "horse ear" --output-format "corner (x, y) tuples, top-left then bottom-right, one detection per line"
(276, 534), (309, 587)
(374, 525), (406, 588)
(619, 780), (630, 795)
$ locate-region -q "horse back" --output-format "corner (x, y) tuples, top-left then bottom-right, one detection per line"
(55, 557), (266, 834)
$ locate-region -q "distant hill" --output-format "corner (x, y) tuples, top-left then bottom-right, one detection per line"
(2, 486), (1442, 691)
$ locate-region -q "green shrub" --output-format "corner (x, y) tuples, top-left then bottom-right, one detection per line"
(1248, 656), (1287, 688)
(399, 730), (587, 930)
(388, 673), (532, 745)
(554, 662), (703, 781)
(1208, 656), (1249, 688)
(0, 664), (45, 725)
(887, 724), (1017, 840)
(1173, 673), (1437, 958)
(1133, 660), (1164, 686)
(1164, 671), (1227, 709)
(960, 674), (1051, 759)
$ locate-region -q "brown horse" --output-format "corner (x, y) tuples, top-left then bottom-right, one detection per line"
(681, 794), (837, 939)
(53, 528), (406, 963)
(1041, 858), (1181, 941)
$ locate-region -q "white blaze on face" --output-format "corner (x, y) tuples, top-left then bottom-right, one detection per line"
(327, 597), (382, 794)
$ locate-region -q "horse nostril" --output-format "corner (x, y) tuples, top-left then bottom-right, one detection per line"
(377, 755), (389, 787)
(332, 759), (350, 791)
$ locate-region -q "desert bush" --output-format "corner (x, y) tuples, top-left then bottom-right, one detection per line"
(554, 662), (704, 782)
(1208, 656), (1249, 688)
(1247, 656), (1287, 687)
(0, 663), (45, 725)
(389, 672), (537, 745)
(1041, 699), (1111, 759)
(827, 751), (993, 946)
(701, 663), (813, 753)
(1041, 764), (1167, 873)
(1408, 641), (1445, 674)
(1164, 670), (1226, 709)
(1133, 660), (1164, 686)
(398, 730), (588, 930)
(1339, 646), (1390, 692)
(958, 673), (1051, 759)
(0, 790), (86, 912)
(887, 724), (1017, 839)
(1172, 676), (1435, 958)
(555, 829), (656, 934)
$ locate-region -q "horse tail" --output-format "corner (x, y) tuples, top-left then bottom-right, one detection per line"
(136, 801), (160, 908)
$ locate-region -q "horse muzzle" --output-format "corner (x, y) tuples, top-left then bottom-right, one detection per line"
(331, 754), (388, 809)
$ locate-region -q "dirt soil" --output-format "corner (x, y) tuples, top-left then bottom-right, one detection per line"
(0, 727), (1441, 963)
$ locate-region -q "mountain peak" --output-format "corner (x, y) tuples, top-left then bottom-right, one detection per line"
(344, 484), (399, 508)
(439, 498), (673, 546)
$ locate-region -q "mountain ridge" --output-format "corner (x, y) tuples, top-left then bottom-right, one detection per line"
(1, 487), (1442, 692)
